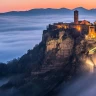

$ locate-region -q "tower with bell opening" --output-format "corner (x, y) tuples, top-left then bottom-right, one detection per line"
(74, 10), (79, 24)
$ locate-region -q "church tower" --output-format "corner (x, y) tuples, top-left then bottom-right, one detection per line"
(74, 10), (78, 24)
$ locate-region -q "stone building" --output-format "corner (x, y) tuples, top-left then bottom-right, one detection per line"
(74, 10), (79, 24)
(85, 26), (96, 39)
(46, 10), (96, 40)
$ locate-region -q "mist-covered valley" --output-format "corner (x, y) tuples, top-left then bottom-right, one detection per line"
(0, 15), (96, 63)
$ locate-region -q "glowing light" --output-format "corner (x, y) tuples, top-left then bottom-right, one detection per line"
(76, 26), (81, 32)
(89, 47), (96, 55)
(78, 27), (81, 31)
(56, 25), (67, 29)
(85, 27), (96, 39)
(86, 58), (94, 73)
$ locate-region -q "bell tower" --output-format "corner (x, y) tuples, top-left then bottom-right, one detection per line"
(74, 10), (78, 24)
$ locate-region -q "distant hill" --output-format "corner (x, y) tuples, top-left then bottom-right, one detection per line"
(0, 7), (96, 16)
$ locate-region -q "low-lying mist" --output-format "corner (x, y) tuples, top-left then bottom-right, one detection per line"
(0, 78), (9, 87)
(58, 69), (96, 96)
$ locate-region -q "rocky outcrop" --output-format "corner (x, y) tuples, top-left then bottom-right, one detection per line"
(0, 24), (96, 96)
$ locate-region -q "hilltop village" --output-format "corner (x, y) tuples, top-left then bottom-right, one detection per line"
(41, 10), (96, 73)
(48, 10), (96, 39)
(44, 10), (96, 40)
(43, 10), (96, 54)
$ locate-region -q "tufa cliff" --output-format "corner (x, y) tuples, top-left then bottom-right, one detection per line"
(0, 24), (96, 96)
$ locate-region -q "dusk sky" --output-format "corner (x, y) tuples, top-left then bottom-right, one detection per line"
(0, 0), (96, 12)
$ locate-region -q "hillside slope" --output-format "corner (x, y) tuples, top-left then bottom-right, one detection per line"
(0, 24), (96, 96)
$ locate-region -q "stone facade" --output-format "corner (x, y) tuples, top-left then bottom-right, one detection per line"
(74, 10), (79, 24)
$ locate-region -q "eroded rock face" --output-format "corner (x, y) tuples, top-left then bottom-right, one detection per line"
(42, 37), (74, 72)
(74, 39), (96, 74)
(41, 28), (96, 74)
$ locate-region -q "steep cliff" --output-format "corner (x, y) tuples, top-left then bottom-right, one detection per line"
(0, 25), (96, 96)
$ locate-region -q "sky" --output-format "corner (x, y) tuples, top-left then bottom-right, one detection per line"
(0, 0), (96, 12)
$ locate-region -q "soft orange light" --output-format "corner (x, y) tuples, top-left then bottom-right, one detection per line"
(78, 27), (81, 31)
(76, 26), (81, 32)
(0, 0), (96, 12)
(86, 31), (96, 39)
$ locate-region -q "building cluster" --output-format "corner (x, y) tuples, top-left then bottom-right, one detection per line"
(73, 10), (96, 39)
(47, 10), (96, 40)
